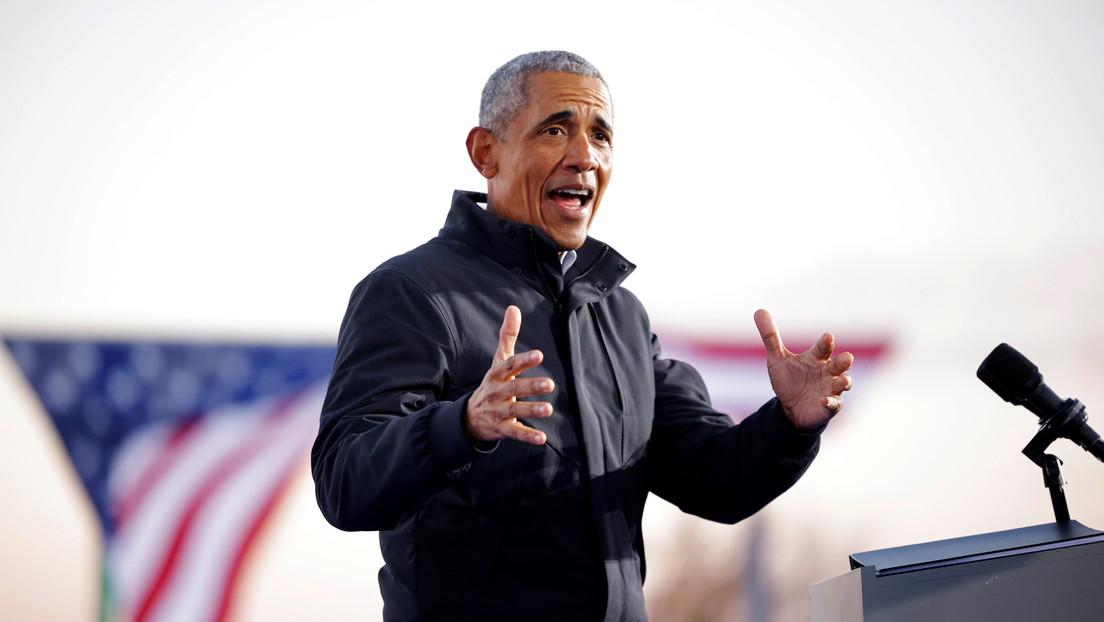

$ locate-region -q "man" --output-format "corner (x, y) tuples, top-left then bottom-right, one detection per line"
(312, 51), (853, 621)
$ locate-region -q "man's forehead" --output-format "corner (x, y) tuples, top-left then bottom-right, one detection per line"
(521, 72), (613, 122)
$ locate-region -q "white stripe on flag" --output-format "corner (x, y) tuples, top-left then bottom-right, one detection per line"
(147, 384), (323, 622)
(106, 383), (324, 622)
(109, 401), (268, 615)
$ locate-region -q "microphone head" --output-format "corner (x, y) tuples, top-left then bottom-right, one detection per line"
(977, 343), (1040, 406)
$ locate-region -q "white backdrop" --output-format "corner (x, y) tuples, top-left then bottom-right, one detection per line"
(3, 1), (1104, 620)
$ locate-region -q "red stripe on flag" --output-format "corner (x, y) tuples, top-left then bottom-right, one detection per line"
(668, 337), (890, 361)
(114, 418), (202, 529)
(213, 453), (305, 622)
(133, 396), (297, 622)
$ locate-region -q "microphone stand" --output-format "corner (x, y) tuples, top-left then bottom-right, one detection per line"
(1037, 454), (1070, 523)
(1021, 399), (1087, 523)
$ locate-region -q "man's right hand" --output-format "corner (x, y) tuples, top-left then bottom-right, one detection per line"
(463, 305), (553, 446)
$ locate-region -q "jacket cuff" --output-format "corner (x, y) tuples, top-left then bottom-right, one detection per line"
(427, 394), (497, 470)
(760, 398), (821, 456)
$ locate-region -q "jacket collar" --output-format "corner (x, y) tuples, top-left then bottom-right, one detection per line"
(440, 190), (636, 306)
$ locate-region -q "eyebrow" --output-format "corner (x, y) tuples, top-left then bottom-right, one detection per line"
(536, 110), (614, 133)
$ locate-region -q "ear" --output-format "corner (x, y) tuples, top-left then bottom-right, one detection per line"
(466, 126), (499, 180)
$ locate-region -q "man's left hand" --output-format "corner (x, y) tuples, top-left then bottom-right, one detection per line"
(754, 309), (854, 432)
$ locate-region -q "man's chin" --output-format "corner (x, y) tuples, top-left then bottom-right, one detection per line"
(550, 230), (588, 251)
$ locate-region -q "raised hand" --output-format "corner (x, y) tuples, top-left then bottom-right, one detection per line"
(463, 305), (554, 446)
(754, 309), (854, 432)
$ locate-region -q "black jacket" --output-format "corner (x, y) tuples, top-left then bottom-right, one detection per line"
(312, 190), (820, 621)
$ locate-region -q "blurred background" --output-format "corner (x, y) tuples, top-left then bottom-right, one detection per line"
(2, 1), (1103, 620)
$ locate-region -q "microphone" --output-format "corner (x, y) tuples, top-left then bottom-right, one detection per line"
(978, 343), (1104, 462)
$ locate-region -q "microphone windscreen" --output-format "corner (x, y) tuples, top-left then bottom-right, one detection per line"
(977, 343), (1039, 404)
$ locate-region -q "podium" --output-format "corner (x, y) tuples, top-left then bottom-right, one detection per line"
(810, 521), (1104, 621)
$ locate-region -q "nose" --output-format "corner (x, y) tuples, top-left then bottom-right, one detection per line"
(562, 133), (598, 172)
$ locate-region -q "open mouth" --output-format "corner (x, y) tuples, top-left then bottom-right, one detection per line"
(548, 187), (593, 210)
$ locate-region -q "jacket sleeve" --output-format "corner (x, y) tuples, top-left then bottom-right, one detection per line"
(646, 333), (820, 524)
(311, 268), (490, 532)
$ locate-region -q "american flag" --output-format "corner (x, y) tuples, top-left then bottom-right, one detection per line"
(3, 337), (334, 622)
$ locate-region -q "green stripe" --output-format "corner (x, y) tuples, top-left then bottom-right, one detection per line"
(99, 560), (119, 622)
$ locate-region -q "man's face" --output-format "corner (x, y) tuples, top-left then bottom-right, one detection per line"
(482, 72), (613, 250)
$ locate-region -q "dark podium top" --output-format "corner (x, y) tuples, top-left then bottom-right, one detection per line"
(849, 520), (1104, 575)
(812, 521), (1104, 622)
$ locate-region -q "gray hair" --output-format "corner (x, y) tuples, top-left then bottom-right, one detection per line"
(479, 51), (609, 138)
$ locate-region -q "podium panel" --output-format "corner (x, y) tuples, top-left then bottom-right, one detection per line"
(811, 521), (1104, 622)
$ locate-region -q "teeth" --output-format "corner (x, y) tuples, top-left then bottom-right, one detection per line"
(558, 189), (589, 196)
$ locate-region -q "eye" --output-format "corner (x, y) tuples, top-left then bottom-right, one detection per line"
(543, 127), (565, 136)
(592, 131), (611, 143)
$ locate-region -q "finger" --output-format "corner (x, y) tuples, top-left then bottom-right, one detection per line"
(501, 400), (553, 420)
(500, 420), (547, 445)
(823, 395), (844, 411)
(493, 305), (522, 364)
(808, 332), (835, 361)
(834, 374), (853, 393)
(509, 377), (555, 399)
(490, 349), (544, 384)
(754, 309), (786, 358)
(827, 352), (854, 375)
(483, 376), (555, 402)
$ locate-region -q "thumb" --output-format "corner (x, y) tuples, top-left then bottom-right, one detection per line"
(754, 309), (786, 361)
(494, 305), (522, 364)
